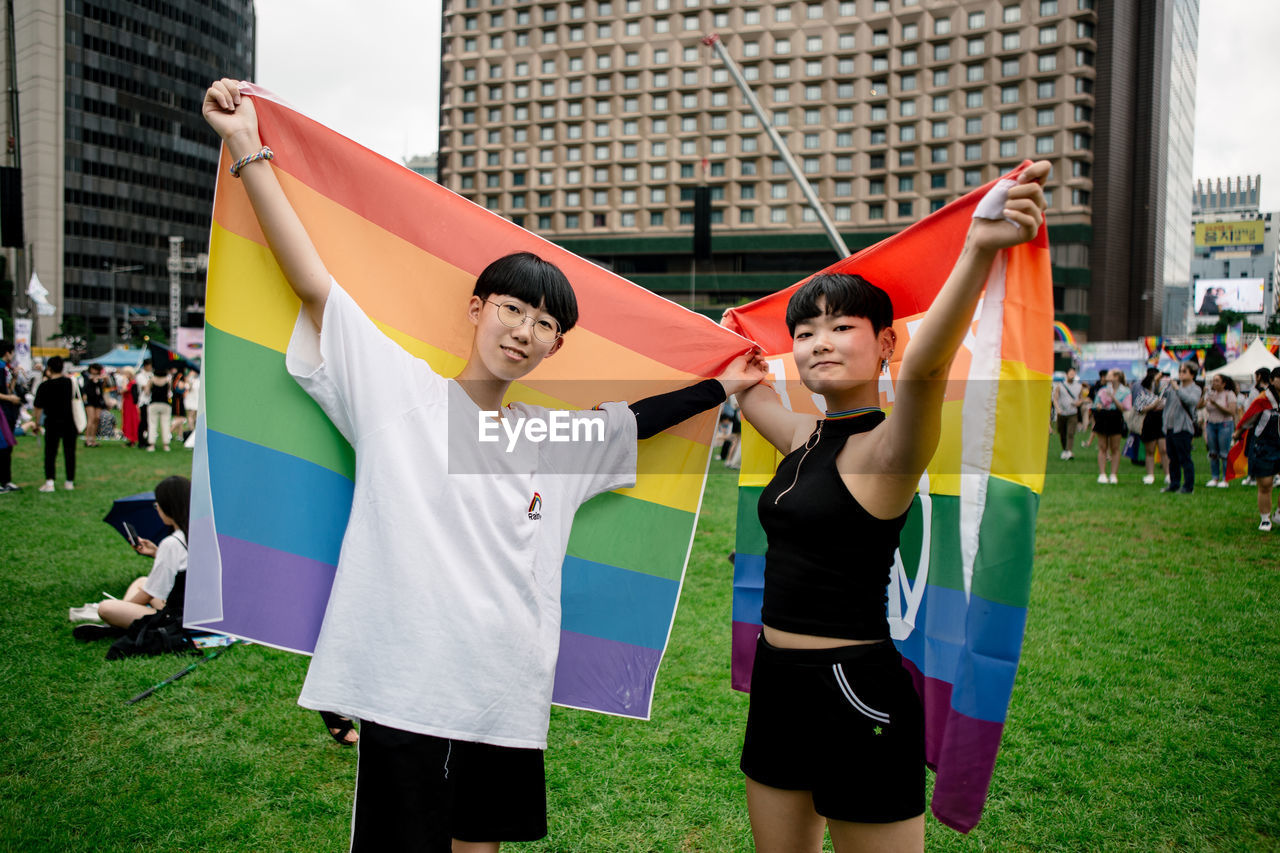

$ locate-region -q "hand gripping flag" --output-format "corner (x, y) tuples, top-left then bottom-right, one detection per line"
(184, 85), (752, 719)
(723, 164), (1053, 832)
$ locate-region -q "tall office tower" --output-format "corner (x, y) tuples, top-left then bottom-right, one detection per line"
(439, 0), (1184, 338)
(0, 0), (255, 346)
(1089, 0), (1197, 340)
(1157, 0), (1197, 337)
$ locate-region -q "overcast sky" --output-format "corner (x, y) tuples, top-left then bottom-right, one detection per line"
(254, 0), (1280, 209)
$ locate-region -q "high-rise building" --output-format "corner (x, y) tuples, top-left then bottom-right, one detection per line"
(1186, 175), (1276, 330)
(1, 0), (255, 347)
(439, 0), (1190, 338)
(406, 152), (441, 182)
(1158, 0), (1197, 338)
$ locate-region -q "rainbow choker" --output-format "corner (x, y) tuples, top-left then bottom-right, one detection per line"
(824, 406), (883, 420)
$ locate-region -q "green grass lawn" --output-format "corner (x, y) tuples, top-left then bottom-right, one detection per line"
(1, 434), (1277, 851)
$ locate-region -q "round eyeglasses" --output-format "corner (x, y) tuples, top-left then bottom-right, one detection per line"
(485, 300), (561, 344)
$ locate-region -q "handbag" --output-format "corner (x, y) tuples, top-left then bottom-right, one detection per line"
(70, 377), (88, 434)
(1124, 406), (1145, 435)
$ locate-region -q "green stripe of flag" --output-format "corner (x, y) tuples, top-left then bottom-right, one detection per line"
(896, 480), (1037, 609)
(567, 490), (695, 581)
(734, 486), (768, 557)
(972, 477), (1038, 608)
(205, 324), (355, 478)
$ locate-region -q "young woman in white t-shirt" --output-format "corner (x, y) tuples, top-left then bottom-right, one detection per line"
(96, 476), (190, 628)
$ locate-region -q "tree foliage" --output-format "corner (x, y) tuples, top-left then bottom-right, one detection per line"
(53, 315), (95, 363)
(1193, 310), (1262, 336)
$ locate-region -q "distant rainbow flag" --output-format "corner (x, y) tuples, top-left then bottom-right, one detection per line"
(184, 85), (752, 719)
(1052, 320), (1075, 346)
(723, 164), (1052, 832)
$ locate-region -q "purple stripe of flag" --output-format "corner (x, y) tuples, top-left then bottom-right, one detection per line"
(552, 629), (664, 718)
(731, 620), (761, 692)
(901, 657), (1005, 833)
(188, 534), (337, 653)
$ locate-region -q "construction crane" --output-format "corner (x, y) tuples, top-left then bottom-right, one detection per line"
(702, 33), (852, 260)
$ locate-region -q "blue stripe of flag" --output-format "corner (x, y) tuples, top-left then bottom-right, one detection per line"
(731, 552), (766, 626)
(561, 556), (680, 650)
(893, 584), (1027, 724)
(207, 429), (353, 566)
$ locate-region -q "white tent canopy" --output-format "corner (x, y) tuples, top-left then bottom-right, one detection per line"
(1206, 339), (1280, 383)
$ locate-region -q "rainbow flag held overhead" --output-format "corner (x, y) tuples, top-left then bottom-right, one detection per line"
(723, 164), (1052, 832)
(184, 85), (752, 720)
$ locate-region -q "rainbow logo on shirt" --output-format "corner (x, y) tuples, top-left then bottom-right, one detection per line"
(528, 492), (542, 520)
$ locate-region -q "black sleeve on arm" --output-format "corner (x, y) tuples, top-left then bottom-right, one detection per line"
(628, 378), (727, 440)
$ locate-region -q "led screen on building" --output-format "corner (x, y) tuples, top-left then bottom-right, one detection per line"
(1194, 278), (1265, 315)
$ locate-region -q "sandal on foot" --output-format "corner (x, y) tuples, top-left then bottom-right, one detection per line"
(319, 711), (358, 746)
(73, 623), (127, 643)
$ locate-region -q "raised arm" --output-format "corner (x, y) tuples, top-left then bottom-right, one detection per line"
(872, 161), (1050, 478)
(203, 79), (331, 330)
(735, 380), (819, 455)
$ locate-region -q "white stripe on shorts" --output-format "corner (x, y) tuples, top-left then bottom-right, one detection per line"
(832, 664), (891, 724)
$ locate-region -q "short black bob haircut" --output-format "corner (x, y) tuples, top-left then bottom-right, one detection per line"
(154, 475), (191, 540)
(785, 273), (894, 337)
(472, 252), (578, 336)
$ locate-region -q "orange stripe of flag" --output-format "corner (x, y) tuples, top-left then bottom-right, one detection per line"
(228, 94), (752, 379)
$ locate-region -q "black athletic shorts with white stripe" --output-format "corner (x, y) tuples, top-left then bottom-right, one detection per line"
(740, 634), (925, 824)
(350, 719), (547, 852)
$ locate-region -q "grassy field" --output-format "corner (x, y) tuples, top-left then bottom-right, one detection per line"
(1, 434), (1277, 851)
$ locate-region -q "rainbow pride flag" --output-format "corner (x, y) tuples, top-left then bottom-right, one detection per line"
(184, 85), (752, 719)
(723, 164), (1052, 832)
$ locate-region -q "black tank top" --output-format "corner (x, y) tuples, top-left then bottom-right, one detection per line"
(757, 411), (909, 640)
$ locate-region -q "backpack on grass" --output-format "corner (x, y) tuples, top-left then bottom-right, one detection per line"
(105, 571), (198, 660)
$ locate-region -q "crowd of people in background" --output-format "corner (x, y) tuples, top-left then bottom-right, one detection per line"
(1053, 360), (1280, 531)
(0, 339), (200, 494)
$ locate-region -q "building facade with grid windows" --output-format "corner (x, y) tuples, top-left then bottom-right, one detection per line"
(439, 0), (1189, 338)
(1, 0), (254, 346)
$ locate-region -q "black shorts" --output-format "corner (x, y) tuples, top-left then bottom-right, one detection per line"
(1249, 445), (1280, 479)
(1140, 411), (1164, 443)
(740, 636), (925, 824)
(1092, 408), (1125, 437)
(351, 719), (547, 852)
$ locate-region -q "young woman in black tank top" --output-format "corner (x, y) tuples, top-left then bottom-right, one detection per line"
(735, 161), (1050, 852)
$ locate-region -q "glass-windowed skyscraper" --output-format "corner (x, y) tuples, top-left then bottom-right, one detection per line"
(440, 0), (1193, 339)
(1, 0), (254, 345)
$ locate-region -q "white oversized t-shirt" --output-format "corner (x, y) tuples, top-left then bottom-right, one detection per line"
(142, 530), (187, 601)
(286, 281), (637, 749)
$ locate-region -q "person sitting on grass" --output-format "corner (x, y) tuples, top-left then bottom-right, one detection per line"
(71, 476), (190, 632)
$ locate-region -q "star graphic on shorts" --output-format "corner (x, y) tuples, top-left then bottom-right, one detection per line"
(873, 725), (884, 736)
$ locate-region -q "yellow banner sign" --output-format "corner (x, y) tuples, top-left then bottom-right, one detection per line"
(1195, 220), (1264, 247)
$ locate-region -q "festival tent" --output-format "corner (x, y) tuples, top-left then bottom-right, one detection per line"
(1207, 338), (1280, 383)
(86, 346), (147, 369)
